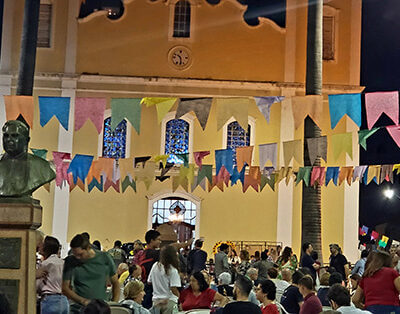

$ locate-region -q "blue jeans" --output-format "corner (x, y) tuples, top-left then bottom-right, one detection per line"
(41, 294), (69, 314)
(366, 305), (400, 314)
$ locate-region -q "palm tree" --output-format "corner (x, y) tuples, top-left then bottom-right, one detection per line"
(16, 0), (40, 96)
(301, 0), (323, 261)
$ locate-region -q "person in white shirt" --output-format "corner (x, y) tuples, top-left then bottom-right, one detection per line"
(148, 245), (181, 313)
(327, 284), (371, 314)
(36, 236), (69, 313)
(268, 267), (290, 302)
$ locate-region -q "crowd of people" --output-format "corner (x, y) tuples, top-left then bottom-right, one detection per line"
(29, 229), (400, 314)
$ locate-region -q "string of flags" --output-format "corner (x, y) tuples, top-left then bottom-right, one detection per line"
(31, 147), (400, 194)
(359, 224), (397, 249)
(4, 91), (400, 149)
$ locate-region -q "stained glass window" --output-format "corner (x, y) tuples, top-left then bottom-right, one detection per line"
(173, 0), (191, 38)
(152, 198), (196, 226)
(102, 117), (127, 159)
(165, 119), (189, 164)
(227, 121), (251, 165)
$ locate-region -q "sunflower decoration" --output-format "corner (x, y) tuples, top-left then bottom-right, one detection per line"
(212, 241), (236, 255)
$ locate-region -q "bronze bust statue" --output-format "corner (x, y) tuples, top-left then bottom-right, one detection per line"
(0, 120), (55, 197)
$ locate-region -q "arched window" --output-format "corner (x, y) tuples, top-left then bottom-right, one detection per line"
(227, 121), (251, 165)
(173, 0), (191, 38)
(165, 118), (190, 164)
(102, 117), (127, 159)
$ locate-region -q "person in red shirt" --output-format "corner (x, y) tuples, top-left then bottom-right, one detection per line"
(255, 279), (280, 314)
(179, 271), (227, 311)
(352, 250), (400, 313)
(298, 275), (322, 314)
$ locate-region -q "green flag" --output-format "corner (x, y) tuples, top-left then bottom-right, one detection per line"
(358, 128), (379, 150)
(197, 165), (213, 184)
(121, 176), (136, 192)
(111, 98), (141, 134)
(296, 167), (312, 186)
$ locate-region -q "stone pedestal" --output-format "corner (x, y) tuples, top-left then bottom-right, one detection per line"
(0, 199), (42, 314)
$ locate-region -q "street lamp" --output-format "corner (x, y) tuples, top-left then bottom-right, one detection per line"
(383, 189), (400, 200)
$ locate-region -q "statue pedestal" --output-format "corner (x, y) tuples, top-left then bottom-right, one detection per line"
(0, 200), (42, 314)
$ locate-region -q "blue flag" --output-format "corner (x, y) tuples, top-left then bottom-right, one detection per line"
(328, 94), (361, 129)
(39, 96), (70, 130)
(67, 154), (94, 184)
(325, 167), (340, 186)
(230, 166), (246, 185)
(215, 148), (234, 175)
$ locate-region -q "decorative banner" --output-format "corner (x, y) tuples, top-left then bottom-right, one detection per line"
(295, 167), (312, 186)
(215, 97), (250, 131)
(243, 166), (260, 192)
(325, 167), (339, 186)
(328, 93), (362, 129)
(285, 167), (294, 185)
(179, 164), (195, 186)
(259, 143), (278, 170)
(311, 167), (325, 186)
(118, 158), (134, 180)
(291, 95), (323, 129)
(260, 173), (276, 191)
(176, 153), (189, 167)
(216, 166), (230, 187)
(331, 133), (353, 161)
(88, 177), (103, 192)
(358, 128), (379, 150)
(92, 157), (114, 182)
(361, 225), (369, 236)
(160, 163), (174, 177)
(172, 176), (188, 192)
(365, 91), (399, 130)
(135, 161), (156, 190)
(379, 235), (389, 248)
(276, 167), (286, 184)
(194, 151), (210, 168)
(380, 164), (394, 184)
(367, 165), (381, 184)
(31, 148), (48, 160)
(176, 98), (212, 130)
(104, 178), (120, 193)
(386, 125), (400, 148)
(307, 136), (327, 165)
(74, 97), (106, 133)
(111, 98), (141, 134)
(215, 148), (234, 175)
(4, 95), (34, 128)
(353, 166), (368, 182)
(236, 146), (253, 172)
(393, 164), (400, 175)
(230, 166), (245, 185)
(338, 167), (353, 185)
(197, 165), (213, 184)
(154, 155), (169, 168)
(67, 154), (94, 184)
(283, 140), (302, 166)
(52, 152), (72, 187)
(254, 96), (285, 123)
(191, 176), (206, 191)
(141, 98), (178, 123)
(371, 231), (379, 240)
(209, 175), (224, 192)
(38, 96), (70, 130)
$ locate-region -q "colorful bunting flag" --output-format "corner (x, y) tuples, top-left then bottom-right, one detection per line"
(4, 95), (34, 128)
(386, 125), (400, 148)
(121, 176), (136, 192)
(361, 225), (369, 236)
(39, 96), (70, 130)
(365, 91), (399, 130)
(307, 136), (327, 165)
(260, 173), (276, 191)
(236, 146), (253, 172)
(254, 96), (284, 123)
(141, 98), (178, 123)
(259, 143), (278, 170)
(154, 155), (169, 168)
(331, 133), (353, 161)
(358, 128), (379, 150)
(215, 148), (234, 175)
(353, 166), (368, 182)
(230, 166), (246, 186)
(176, 153), (189, 167)
(215, 97), (251, 131)
(198, 165), (213, 184)
(291, 95), (323, 129)
(311, 167), (325, 186)
(296, 167), (312, 186)
(338, 167), (353, 186)
(176, 98), (212, 130)
(104, 178), (120, 193)
(367, 165), (381, 184)
(52, 152), (72, 187)
(67, 154), (94, 184)
(88, 176), (103, 192)
(393, 164), (400, 175)
(371, 231), (379, 240)
(194, 151), (210, 168)
(31, 148), (48, 160)
(111, 98), (141, 134)
(283, 140), (302, 166)
(243, 166), (260, 192)
(325, 167), (339, 186)
(380, 164), (394, 184)
(328, 93), (362, 129)
(74, 97), (106, 133)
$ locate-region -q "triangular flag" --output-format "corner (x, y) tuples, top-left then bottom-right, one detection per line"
(291, 95), (323, 129)
(31, 148), (48, 160)
(367, 165), (381, 184)
(393, 164), (400, 175)
(175, 153), (189, 167)
(380, 164), (394, 184)
(295, 167), (312, 186)
(216, 166), (231, 187)
(52, 152), (72, 187)
(386, 125), (400, 148)
(198, 165), (213, 184)
(193, 151), (210, 168)
(236, 146), (253, 172)
(215, 148), (234, 175)
(328, 94), (361, 129)
(260, 173), (276, 191)
(310, 167), (325, 186)
(88, 176), (103, 192)
(285, 167), (294, 185)
(283, 140), (302, 166)
(39, 96), (70, 130)
(154, 155), (169, 168)
(358, 128), (379, 150)
(118, 158), (134, 180)
(191, 176), (206, 191)
(111, 98), (141, 134)
(176, 98), (212, 130)
(215, 97), (251, 130)
(172, 176), (188, 192)
(230, 166), (245, 186)
(121, 176), (136, 192)
(104, 178), (120, 193)
(371, 231), (379, 240)
(353, 166), (368, 182)
(361, 225), (369, 236)
(208, 175), (224, 192)
(325, 167), (340, 186)
(254, 96), (284, 123)
(67, 154), (94, 184)
(306, 136), (327, 165)
(338, 167), (353, 185)
(4, 95), (34, 128)
(141, 98), (177, 123)
(365, 91), (399, 129)
(331, 133), (353, 161)
(243, 166), (260, 192)
(259, 143), (278, 170)
(74, 97), (106, 133)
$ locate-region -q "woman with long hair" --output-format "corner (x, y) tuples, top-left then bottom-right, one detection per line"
(179, 271), (227, 311)
(352, 250), (400, 313)
(148, 245), (181, 313)
(276, 247), (298, 273)
(237, 250), (251, 276)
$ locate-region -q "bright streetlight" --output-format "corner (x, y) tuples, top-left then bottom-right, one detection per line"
(383, 189), (399, 199)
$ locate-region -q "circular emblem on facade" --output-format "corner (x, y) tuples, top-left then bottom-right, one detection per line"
(168, 46), (192, 70)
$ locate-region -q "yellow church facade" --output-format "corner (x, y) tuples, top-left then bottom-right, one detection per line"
(0, 0), (363, 262)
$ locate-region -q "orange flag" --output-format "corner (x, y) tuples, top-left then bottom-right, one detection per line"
(338, 167), (353, 186)
(4, 95), (34, 128)
(208, 176), (224, 192)
(243, 166), (261, 192)
(236, 146), (253, 172)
